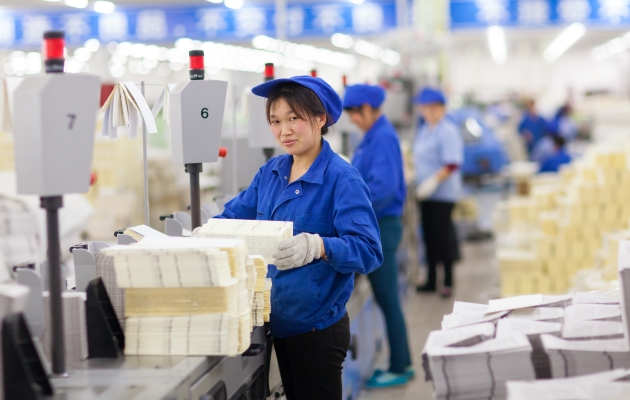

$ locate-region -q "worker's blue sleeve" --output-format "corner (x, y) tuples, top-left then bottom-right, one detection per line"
(439, 124), (464, 166)
(364, 140), (403, 217)
(321, 177), (383, 275)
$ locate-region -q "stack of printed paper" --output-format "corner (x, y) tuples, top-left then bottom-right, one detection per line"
(506, 369), (630, 400)
(564, 304), (622, 322)
(42, 292), (88, 363)
(195, 219), (293, 264)
(101, 237), (252, 356)
(121, 224), (168, 242)
(542, 335), (630, 378)
(506, 307), (564, 322)
(496, 319), (561, 379)
(94, 252), (125, 328)
(426, 333), (535, 400)
(561, 320), (624, 340)
(248, 255), (270, 326)
(98, 82), (157, 139)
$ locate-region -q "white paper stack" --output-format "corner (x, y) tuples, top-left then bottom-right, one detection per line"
(497, 319), (562, 379)
(617, 240), (630, 345)
(249, 255), (270, 327)
(125, 313), (249, 356)
(487, 294), (571, 314)
(506, 369), (630, 400)
(196, 219), (293, 264)
(542, 334), (630, 378)
(452, 301), (490, 314)
(122, 224), (168, 242)
(427, 333), (535, 400)
(573, 292), (620, 306)
(507, 307), (565, 322)
(94, 252), (125, 328)
(441, 311), (508, 330)
(42, 292), (88, 363)
(561, 320), (625, 340)
(564, 304), (622, 322)
(422, 323), (496, 381)
(98, 82), (157, 139)
(101, 244), (233, 288)
(245, 257), (257, 306)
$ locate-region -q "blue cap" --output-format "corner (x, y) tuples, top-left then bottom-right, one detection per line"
(413, 87), (446, 105)
(252, 76), (342, 126)
(342, 84), (385, 109)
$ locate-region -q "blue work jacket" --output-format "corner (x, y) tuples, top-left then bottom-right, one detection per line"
(539, 149), (572, 173)
(351, 115), (406, 219)
(218, 139), (383, 338)
(518, 113), (547, 152)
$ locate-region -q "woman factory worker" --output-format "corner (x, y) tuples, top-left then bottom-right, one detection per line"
(218, 76), (383, 400)
(413, 87), (463, 298)
(342, 84), (413, 388)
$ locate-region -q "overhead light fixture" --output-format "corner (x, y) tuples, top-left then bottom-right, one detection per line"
(64, 0), (88, 8)
(252, 35), (356, 69)
(354, 39), (381, 59)
(225, 0), (243, 9)
(331, 33), (353, 49)
(591, 32), (630, 62)
(206, 0), (224, 2)
(94, 1), (116, 14)
(487, 25), (507, 64)
(84, 38), (101, 52)
(543, 23), (586, 63)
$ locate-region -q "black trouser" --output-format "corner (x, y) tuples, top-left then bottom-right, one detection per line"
(274, 314), (350, 400)
(419, 200), (459, 288)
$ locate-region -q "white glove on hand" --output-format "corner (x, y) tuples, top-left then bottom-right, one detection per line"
(416, 174), (440, 200)
(273, 233), (322, 271)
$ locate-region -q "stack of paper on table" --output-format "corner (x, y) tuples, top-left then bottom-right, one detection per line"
(487, 294), (572, 314)
(249, 255), (270, 327)
(564, 304), (622, 322)
(101, 240), (235, 288)
(617, 240), (630, 345)
(125, 311), (251, 356)
(422, 323), (496, 381)
(542, 335), (630, 378)
(452, 301), (489, 314)
(497, 319), (562, 379)
(572, 292), (620, 305)
(94, 252), (125, 328)
(506, 307), (565, 322)
(441, 310), (508, 330)
(426, 333), (535, 400)
(196, 219), (293, 264)
(122, 224), (168, 242)
(246, 257), (257, 306)
(42, 292), (88, 363)
(561, 320), (624, 340)
(506, 369), (630, 400)
(102, 237), (253, 356)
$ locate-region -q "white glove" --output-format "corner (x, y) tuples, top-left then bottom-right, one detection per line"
(273, 233), (322, 271)
(416, 174), (440, 200)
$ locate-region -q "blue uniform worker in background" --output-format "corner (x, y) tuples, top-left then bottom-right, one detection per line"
(413, 88), (464, 298)
(539, 135), (572, 173)
(343, 84), (414, 388)
(518, 98), (547, 155)
(217, 76), (383, 400)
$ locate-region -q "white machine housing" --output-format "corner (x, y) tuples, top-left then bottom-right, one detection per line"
(169, 80), (228, 164)
(247, 93), (276, 149)
(13, 74), (100, 196)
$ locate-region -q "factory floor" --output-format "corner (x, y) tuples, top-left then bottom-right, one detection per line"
(358, 240), (498, 400)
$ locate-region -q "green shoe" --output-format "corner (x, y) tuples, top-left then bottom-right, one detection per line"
(366, 372), (409, 389)
(371, 367), (415, 380)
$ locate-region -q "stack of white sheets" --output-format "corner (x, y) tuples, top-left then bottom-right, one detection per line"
(249, 255), (270, 327)
(42, 292), (88, 363)
(195, 219), (293, 265)
(101, 237), (252, 356)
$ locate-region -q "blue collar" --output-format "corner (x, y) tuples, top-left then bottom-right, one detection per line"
(363, 115), (388, 145)
(272, 139), (332, 185)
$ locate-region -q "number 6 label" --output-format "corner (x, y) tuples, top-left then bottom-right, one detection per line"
(201, 108), (208, 119)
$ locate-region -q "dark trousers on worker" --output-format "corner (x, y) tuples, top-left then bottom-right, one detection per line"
(274, 313), (350, 400)
(419, 200), (460, 289)
(368, 216), (412, 374)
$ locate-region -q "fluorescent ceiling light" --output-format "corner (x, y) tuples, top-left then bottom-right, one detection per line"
(487, 25), (507, 64)
(380, 49), (401, 66)
(252, 35), (356, 69)
(43, 0), (62, 2)
(94, 1), (116, 14)
(354, 39), (381, 59)
(65, 0), (88, 8)
(543, 23), (586, 63)
(206, 0), (223, 2)
(331, 33), (353, 49)
(225, 0), (243, 9)
(591, 32), (630, 62)
(84, 38), (101, 52)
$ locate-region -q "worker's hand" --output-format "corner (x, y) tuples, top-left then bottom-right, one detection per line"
(415, 174), (440, 200)
(273, 233), (322, 271)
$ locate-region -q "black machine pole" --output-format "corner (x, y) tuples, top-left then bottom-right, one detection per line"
(262, 63), (275, 162)
(42, 29), (67, 376)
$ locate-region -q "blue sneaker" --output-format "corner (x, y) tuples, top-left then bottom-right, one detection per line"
(372, 367), (415, 380)
(366, 372), (409, 389)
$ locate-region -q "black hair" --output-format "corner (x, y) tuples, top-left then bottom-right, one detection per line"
(266, 82), (331, 135)
(552, 135), (566, 149)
